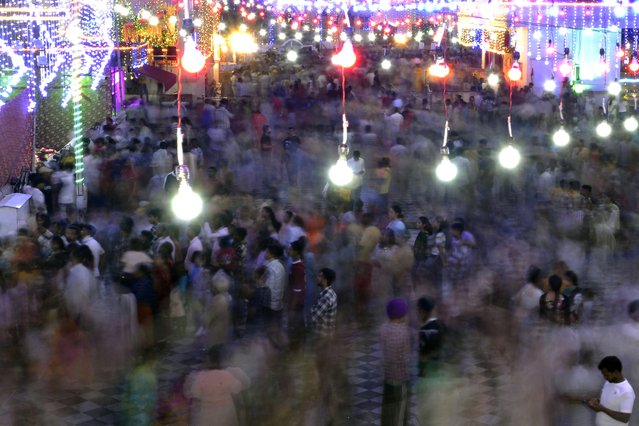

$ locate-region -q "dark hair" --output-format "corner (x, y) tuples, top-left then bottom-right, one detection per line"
(548, 275), (562, 292)
(71, 245), (94, 267)
(50, 235), (65, 250)
(564, 270), (578, 287)
(148, 208), (163, 220)
(187, 223), (201, 236)
(390, 204), (403, 218)
(451, 222), (464, 232)
(598, 356), (623, 373)
(417, 296), (435, 313)
(267, 243), (284, 258)
(120, 216), (134, 233)
(628, 300), (639, 317)
(208, 345), (224, 368)
(290, 239), (304, 254)
(526, 265), (542, 284)
(319, 267), (336, 285)
(418, 216), (433, 234)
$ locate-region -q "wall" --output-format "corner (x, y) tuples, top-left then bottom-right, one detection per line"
(0, 90), (33, 185)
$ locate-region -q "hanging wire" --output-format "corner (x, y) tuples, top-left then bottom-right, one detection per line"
(508, 77), (513, 139)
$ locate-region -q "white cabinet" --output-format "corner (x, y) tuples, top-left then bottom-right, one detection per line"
(0, 193), (31, 237)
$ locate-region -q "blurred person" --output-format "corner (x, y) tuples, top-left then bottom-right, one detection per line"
(553, 349), (600, 426)
(347, 150), (366, 208)
(561, 270), (583, 326)
(386, 204), (407, 241)
(51, 163), (75, 219)
(380, 298), (411, 426)
(205, 272), (232, 348)
(63, 245), (98, 327)
(264, 243), (286, 330)
(184, 346), (250, 426)
(121, 348), (158, 426)
(184, 222), (203, 271)
(354, 213), (381, 324)
(80, 223), (105, 278)
(282, 127), (302, 186)
(287, 239), (306, 347)
(513, 265), (544, 321)
(540, 274), (565, 325)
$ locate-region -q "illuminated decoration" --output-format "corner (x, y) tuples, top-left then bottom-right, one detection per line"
(608, 80), (622, 96)
(624, 116), (639, 132)
(544, 79), (557, 92)
(498, 144), (521, 169)
(487, 73), (499, 88)
(0, 40), (29, 109)
(546, 40), (556, 56)
(508, 60), (522, 82)
(617, 43), (626, 59)
(429, 47), (450, 78)
(328, 148), (354, 186)
(457, 6), (513, 54)
(596, 121), (612, 138)
(629, 52), (639, 73)
(553, 127), (570, 147)
(181, 38), (206, 74)
(229, 32), (258, 54)
(436, 149), (457, 182)
(381, 58), (391, 70)
(286, 50), (298, 62)
(558, 48), (573, 78)
(332, 39), (356, 68)
(614, 3), (627, 19)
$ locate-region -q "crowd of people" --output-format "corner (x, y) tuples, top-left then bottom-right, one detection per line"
(2, 42), (639, 425)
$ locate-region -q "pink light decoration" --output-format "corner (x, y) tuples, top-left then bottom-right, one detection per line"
(629, 57), (639, 73)
(617, 49), (626, 59)
(182, 39), (206, 74)
(332, 39), (357, 68)
(598, 60), (610, 76)
(559, 59), (572, 77)
(508, 62), (522, 82)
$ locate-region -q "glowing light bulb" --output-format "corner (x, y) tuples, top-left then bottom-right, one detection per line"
(429, 60), (450, 78)
(169, 15), (177, 25)
(193, 18), (202, 27)
(332, 39), (356, 68)
(629, 57), (639, 73)
(596, 121), (612, 138)
(140, 9), (151, 20)
(181, 38), (206, 74)
(617, 49), (626, 59)
(172, 183), (203, 221)
(498, 144), (521, 169)
(354, 34), (363, 42)
(218, 22), (227, 31)
(381, 59), (391, 70)
(608, 81), (622, 96)
(328, 158), (354, 186)
(487, 73), (499, 87)
(624, 116), (638, 132)
(259, 29), (267, 36)
(286, 50), (298, 62)
(314, 34), (321, 42)
(149, 16), (159, 26)
(559, 60), (572, 77)
(508, 63), (522, 81)
(614, 4), (627, 18)
(553, 127), (570, 147)
(436, 156), (457, 182)
(544, 79), (557, 92)
(368, 32), (376, 41)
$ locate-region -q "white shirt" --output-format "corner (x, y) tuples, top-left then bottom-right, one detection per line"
(385, 112), (404, 134)
(82, 236), (105, 277)
(265, 258), (286, 311)
(596, 379), (635, 426)
(52, 170), (75, 204)
(64, 263), (98, 320)
(347, 157), (365, 188)
(185, 236), (204, 271)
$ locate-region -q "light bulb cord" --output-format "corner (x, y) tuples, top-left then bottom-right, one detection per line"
(508, 79), (513, 139)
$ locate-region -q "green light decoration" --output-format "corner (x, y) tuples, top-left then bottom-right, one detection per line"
(69, 0), (86, 214)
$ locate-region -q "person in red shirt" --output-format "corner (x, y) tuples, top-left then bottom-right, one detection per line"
(287, 239), (306, 347)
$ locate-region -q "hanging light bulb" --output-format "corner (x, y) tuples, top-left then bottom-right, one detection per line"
(546, 40), (556, 56)
(544, 79), (557, 92)
(172, 182), (203, 221)
(617, 43), (626, 59)
(552, 127), (570, 147)
(498, 144), (521, 169)
(624, 116), (639, 132)
(596, 121), (612, 138)
(332, 39), (356, 68)
(614, 3), (627, 18)
(286, 50), (298, 62)
(381, 59), (391, 70)
(328, 155), (353, 186)
(608, 80), (622, 96)
(181, 38), (206, 73)
(629, 52), (639, 73)
(508, 62), (522, 82)
(487, 73), (499, 88)
(429, 47), (450, 78)
(558, 47), (572, 78)
(436, 152), (457, 182)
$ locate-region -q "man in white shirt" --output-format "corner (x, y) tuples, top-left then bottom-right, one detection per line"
(587, 356), (636, 426)
(184, 223), (204, 271)
(347, 151), (366, 207)
(64, 246), (99, 325)
(80, 224), (105, 278)
(264, 244), (286, 328)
